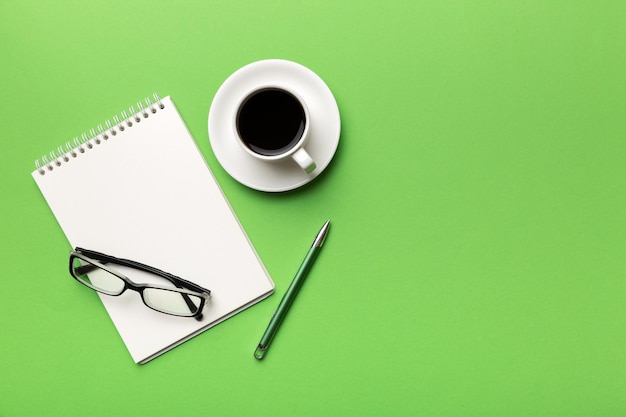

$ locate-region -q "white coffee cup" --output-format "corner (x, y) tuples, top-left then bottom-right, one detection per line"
(233, 86), (316, 174)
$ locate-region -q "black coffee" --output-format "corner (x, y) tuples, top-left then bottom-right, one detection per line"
(236, 88), (306, 156)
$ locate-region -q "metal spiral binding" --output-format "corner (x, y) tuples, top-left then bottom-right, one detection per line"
(35, 93), (164, 175)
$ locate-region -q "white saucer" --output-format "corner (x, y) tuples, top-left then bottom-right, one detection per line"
(208, 59), (341, 192)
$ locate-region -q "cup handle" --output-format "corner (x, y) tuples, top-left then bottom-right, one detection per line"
(291, 148), (316, 174)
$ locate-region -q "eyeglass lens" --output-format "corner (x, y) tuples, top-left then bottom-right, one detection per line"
(143, 287), (203, 316)
(72, 256), (125, 295)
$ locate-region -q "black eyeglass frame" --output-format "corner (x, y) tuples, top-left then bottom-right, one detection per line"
(69, 247), (211, 321)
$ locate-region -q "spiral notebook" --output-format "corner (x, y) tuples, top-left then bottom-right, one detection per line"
(31, 95), (274, 364)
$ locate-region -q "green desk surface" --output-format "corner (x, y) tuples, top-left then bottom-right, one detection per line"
(1, 1), (625, 415)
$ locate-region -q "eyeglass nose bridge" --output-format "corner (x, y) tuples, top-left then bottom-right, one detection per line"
(114, 267), (175, 294)
(120, 277), (144, 293)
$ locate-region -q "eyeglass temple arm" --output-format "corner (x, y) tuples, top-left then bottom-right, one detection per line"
(73, 263), (99, 275)
(75, 249), (210, 293)
(73, 255), (205, 321)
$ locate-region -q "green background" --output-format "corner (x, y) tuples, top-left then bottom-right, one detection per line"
(1, 0), (625, 415)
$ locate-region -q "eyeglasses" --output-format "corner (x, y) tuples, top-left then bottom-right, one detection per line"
(69, 248), (211, 321)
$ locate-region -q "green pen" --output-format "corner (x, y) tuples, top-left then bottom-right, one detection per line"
(254, 220), (330, 360)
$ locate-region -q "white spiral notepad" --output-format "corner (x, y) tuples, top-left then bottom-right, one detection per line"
(32, 95), (274, 364)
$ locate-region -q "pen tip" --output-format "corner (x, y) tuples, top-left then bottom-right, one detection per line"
(313, 220), (331, 247)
